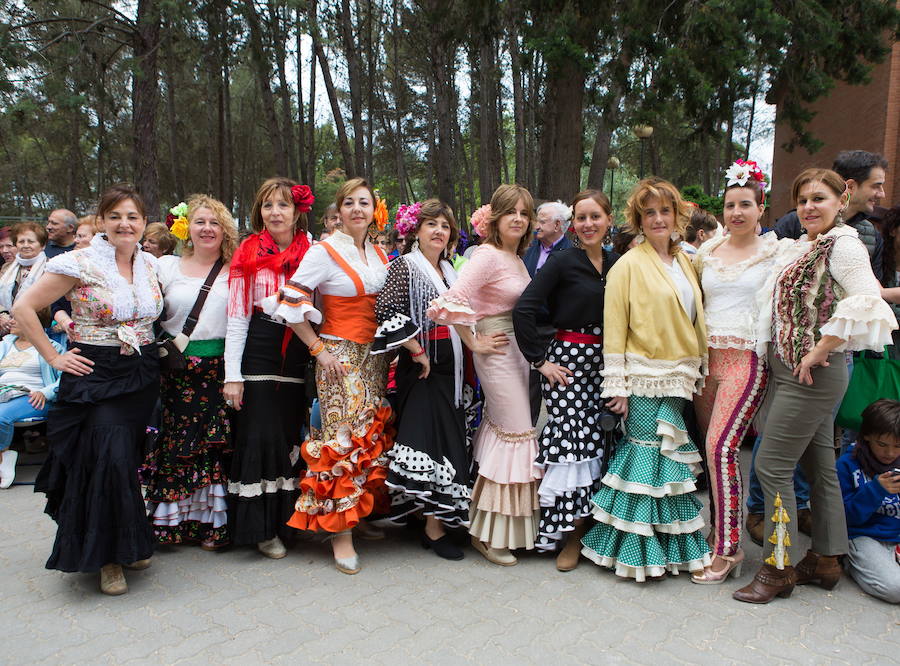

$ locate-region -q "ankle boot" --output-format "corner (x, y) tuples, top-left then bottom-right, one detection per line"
(795, 550), (842, 590)
(732, 564), (796, 604)
(556, 522), (589, 572)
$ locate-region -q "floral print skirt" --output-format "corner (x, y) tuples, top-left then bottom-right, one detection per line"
(144, 352), (233, 547)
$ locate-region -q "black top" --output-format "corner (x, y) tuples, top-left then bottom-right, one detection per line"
(512, 246), (619, 363)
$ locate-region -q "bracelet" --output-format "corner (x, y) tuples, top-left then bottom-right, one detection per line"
(411, 348), (426, 358)
(531, 359), (546, 369)
(309, 338), (326, 356)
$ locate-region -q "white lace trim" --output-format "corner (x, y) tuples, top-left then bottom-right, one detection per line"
(657, 419), (702, 467)
(148, 484), (228, 528)
(325, 231), (388, 294)
(580, 548), (711, 582)
(819, 294), (897, 351)
(601, 353), (706, 400)
(227, 476), (296, 498)
(600, 472), (697, 498)
(260, 292), (322, 326)
(589, 506), (706, 538)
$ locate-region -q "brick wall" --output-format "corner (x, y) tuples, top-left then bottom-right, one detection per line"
(770, 39), (900, 219)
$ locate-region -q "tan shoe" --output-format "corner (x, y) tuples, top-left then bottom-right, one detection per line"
(471, 537), (517, 566)
(556, 522), (589, 572)
(99, 564), (128, 596)
(257, 536), (287, 559)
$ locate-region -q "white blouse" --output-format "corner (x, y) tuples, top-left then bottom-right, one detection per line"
(157, 255), (229, 341)
(695, 232), (788, 351)
(261, 230), (388, 335)
(664, 258), (696, 323)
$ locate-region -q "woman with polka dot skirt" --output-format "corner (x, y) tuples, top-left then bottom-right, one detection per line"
(580, 178), (712, 582)
(512, 189), (619, 571)
(372, 199), (471, 560)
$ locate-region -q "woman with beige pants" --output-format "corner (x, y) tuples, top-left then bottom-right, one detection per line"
(734, 168), (897, 604)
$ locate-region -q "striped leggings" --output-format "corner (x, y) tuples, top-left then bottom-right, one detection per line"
(694, 348), (767, 557)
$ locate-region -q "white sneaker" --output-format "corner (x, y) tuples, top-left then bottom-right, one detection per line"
(257, 536), (287, 559)
(0, 450), (18, 489)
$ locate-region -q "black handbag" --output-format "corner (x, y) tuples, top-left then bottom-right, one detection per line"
(157, 258), (223, 373)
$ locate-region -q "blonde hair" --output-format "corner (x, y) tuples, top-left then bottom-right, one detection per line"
(182, 194), (239, 262)
(333, 177), (377, 211)
(791, 168), (847, 206)
(78, 215), (102, 233)
(484, 184), (535, 256)
(623, 178), (690, 255)
(143, 222), (176, 255)
(249, 177), (308, 234)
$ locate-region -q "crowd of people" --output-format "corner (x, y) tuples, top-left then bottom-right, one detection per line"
(0, 149), (898, 607)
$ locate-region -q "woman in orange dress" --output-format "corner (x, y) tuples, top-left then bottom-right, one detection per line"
(263, 177), (393, 574)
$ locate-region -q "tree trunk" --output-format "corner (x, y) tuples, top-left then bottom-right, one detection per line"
(295, 7), (307, 184)
(538, 58), (585, 201)
(307, 1), (318, 190)
(271, 2), (298, 179)
(389, 0), (407, 203)
(338, 0), (366, 177)
(310, 0), (354, 176)
(586, 115), (611, 191)
(133, 0), (161, 220)
(478, 36), (500, 199)
(223, 53), (234, 208)
(242, 0), (287, 176)
(163, 36), (182, 195)
(508, 20), (526, 185)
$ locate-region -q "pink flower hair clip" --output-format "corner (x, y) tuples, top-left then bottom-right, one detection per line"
(470, 204), (492, 237)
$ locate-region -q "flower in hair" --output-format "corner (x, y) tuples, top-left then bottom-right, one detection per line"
(725, 159), (766, 188)
(470, 204), (492, 237)
(395, 202), (422, 236)
(373, 196), (389, 230)
(168, 202), (189, 241)
(291, 184), (315, 213)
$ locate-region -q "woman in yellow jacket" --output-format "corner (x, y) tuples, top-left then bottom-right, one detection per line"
(581, 178), (712, 581)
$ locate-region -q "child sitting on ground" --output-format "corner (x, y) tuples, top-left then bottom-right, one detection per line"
(836, 399), (900, 603)
(0, 310), (62, 488)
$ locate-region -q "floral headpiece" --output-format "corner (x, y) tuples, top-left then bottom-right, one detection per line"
(373, 194), (389, 231)
(166, 202), (189, 241)
(470, 204), (492, 237)
(395, 202), (422, 236)
(724, 159), (768, 203)
(290, 184), (315, 213)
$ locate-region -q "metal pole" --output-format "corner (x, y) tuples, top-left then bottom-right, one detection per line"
(639, 139), (645, 179)
(609, 169), (615, 210)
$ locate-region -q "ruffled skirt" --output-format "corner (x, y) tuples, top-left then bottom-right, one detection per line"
(534, 327), (609, 552)
(288, 338), (394, 533)
(35, 343), (160, 573)
(143, 353), (232, 546)
(468, 315), (540, 549)
(227, 315), (307, 545)
(386, 339), (471, 527)
(581, 395), (711, 581)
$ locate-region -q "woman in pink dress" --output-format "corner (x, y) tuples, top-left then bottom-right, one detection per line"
(428, 184), (539, 566)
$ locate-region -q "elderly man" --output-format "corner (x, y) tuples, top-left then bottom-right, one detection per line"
(44, 209), (77, 258)
(523, 200), (573, 277)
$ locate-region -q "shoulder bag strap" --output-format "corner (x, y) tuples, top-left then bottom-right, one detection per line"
(182, 258), (224, 337)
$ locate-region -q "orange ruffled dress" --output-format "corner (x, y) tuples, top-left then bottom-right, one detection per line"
(261, 230), (394, 532)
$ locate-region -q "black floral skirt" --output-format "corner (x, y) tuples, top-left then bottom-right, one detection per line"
(144, 352), (233, 547)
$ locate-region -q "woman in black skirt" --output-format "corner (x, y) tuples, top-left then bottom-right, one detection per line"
(512, 189), (619, 571)
(14, 184), (163, 595)
(223, 177), (314, 559)
(372, 199), (470, 560)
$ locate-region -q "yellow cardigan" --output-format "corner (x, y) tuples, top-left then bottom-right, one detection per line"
(601, 241), (708, 400)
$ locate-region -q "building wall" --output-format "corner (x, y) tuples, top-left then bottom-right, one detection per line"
(770, 39), (900, 218)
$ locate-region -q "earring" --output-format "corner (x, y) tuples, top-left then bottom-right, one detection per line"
(635, 233), (645, 244)
(670, 231), (680, 242)
(835, 209), (845, 226)
(412, 238), (420, 252)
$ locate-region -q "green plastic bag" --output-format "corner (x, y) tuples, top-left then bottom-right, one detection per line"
(836, 348), (900, 431)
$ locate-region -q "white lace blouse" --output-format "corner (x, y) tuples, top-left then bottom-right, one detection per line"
(44, 234), (162, 353)
(694, 232), (788, 351)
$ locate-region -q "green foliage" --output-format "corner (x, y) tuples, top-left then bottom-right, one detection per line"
(681, 185), (723, 216)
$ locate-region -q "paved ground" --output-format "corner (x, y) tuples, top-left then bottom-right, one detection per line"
(2, 451), (898, 665)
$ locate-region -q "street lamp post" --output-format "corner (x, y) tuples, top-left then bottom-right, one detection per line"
(632, 125), (654, 179)
(607, 156), (620, 210)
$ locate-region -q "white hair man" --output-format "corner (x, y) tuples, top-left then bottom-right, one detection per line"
(523, 200), (573, 277)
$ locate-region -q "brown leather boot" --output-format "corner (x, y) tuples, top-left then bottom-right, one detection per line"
(797, 509), (813, 536)
(745, 513), (764, 547)
(556, 521), (589, 572)
(795, 550), (842, 590)
(732, 564), (796, 604)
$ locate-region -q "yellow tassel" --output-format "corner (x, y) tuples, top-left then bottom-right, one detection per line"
(764, 492), (791, 569)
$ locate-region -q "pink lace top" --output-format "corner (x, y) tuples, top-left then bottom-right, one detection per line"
(427, 244), (531, 324)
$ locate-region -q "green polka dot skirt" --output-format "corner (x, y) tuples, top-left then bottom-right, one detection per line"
(581, 396), (711, 580)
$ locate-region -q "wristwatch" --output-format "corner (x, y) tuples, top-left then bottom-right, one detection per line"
(531, 359), (546, 370)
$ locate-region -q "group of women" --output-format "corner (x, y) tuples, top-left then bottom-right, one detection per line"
(11, 162), (895, 603)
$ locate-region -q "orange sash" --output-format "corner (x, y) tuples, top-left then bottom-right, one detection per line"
(319, 243), (387, 344)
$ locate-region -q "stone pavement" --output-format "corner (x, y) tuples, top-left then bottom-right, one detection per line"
(2, 453), (898, 665)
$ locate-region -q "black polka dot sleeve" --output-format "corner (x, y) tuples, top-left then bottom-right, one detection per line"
(372, 257), (420, 354)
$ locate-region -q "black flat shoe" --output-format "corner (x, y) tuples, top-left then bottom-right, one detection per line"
(422, 532), (464, 560)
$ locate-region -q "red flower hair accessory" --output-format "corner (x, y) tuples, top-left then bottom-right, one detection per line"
(291, 184), (315, 213)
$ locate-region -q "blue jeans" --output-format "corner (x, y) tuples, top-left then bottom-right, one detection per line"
(746, 434), (810, 514)
(0, 395), (49, 451)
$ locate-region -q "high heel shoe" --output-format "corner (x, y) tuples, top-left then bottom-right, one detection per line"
(733, 564), (796, 604)
(795, 550), (842, 590)
(328, 530), (361, 574)
(691, 551), (744, 585)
